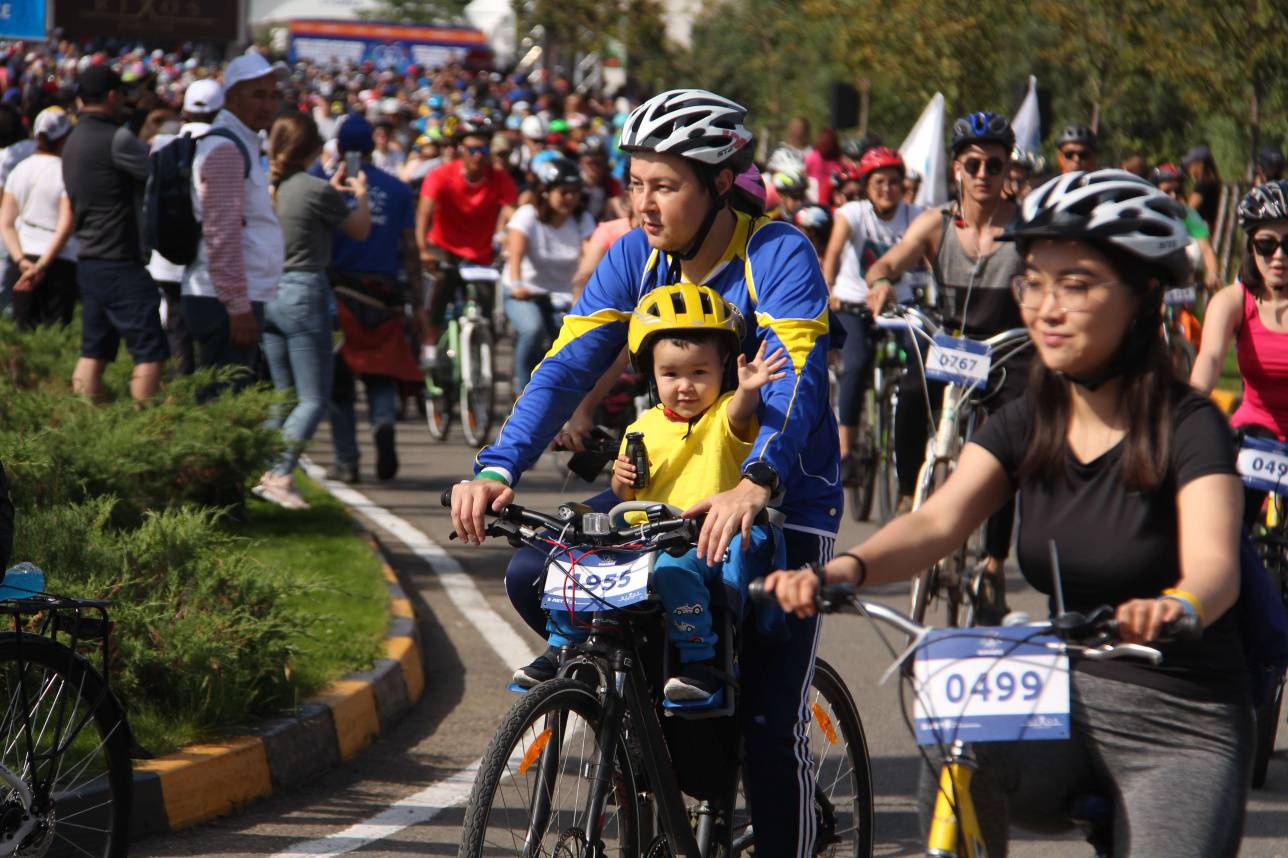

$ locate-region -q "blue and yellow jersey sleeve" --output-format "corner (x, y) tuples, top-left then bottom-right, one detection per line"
(474, 228), (653, 485)
(741, 220), (832, 485)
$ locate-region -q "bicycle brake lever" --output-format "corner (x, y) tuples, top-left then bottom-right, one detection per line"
(1079, 642), (1163, 665)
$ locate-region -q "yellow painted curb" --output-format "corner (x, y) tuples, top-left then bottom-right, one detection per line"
(390, 596), (414, 619)
(386, 634), (425, 703)
(316, 678), (380, 761)
(137, 737), (272, 830)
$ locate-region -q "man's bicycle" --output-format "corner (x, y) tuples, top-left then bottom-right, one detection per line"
(881, 304), (1031, 628)
(425, 260), (498, 447)
(440, 490), (874, 857)
(1161, 286), (1200, 380)
(0, 563), (136, 857)
(748, 580), (1199, 858)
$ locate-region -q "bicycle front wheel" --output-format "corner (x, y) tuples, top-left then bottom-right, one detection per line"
(808, 658), (875, 857)
(0, 633), (132, 858)
(459, 323), (496, 448)
(848, 390), (878, 523)
(458, 677), (640, 858)
(875, 381), (900, 524)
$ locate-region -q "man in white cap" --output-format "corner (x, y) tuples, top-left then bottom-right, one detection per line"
(146, 77), (228, 376)
(181, 51), (286, 397)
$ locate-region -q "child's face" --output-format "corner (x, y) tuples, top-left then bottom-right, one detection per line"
(652, 339), (724, 418)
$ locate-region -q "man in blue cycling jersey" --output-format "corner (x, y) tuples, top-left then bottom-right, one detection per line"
(450, 88), (842, 856)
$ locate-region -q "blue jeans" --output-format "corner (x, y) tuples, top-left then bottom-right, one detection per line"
(504, 293), (562, 394)
(545, 526), (779, 664)
(505, 493), (834, 856)
(330, 367), (397, 467)
(835, 308), (875, 427)
(261, 271), (334, 475)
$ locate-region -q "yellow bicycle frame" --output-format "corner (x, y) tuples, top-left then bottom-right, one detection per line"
(927, 743), (988, 858)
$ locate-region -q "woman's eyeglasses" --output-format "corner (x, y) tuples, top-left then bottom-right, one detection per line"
(1251, 235), (1288, 258)
(960, 156), (1005, 178)
(1060, 148), (1092, 162)
(463, 144), (490, 155)
(1011, 275), (1112, 313)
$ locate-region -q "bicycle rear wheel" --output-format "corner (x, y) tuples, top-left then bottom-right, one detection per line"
(731, 658), (874, 858)
(458, 677), (640, 858)
(0, 633), (132, 858)
(459, 323), (495, 448)
(848, 390), (878, 522)
(909, 461), (952, 626)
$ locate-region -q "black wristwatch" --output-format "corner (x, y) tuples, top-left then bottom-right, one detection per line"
(742, 462), (783, 502)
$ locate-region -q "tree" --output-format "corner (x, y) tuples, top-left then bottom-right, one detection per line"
(359, 0), (470, 24)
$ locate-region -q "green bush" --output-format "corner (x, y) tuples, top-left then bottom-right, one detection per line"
(0, 316), (382, 751)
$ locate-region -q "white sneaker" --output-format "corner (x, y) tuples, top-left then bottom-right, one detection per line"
(252, 472), (310, 510)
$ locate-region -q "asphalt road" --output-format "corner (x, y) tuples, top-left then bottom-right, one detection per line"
(133, 403), (1288, 857)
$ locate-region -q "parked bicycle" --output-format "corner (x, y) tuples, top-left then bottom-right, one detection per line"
(880, 304), (1031, 628)
(748, 579), (1199, 858)
(424, 260), (499, 447)
(439, 489), (874, 858)
(0, 562), (136, 858)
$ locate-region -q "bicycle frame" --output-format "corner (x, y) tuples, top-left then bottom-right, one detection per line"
(926, 742), (987, 858)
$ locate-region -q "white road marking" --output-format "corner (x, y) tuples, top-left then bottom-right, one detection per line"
(273, 466), (541, 857)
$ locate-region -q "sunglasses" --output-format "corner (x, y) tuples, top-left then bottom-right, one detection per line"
(1252, 235), (1288, 257)
(1060, 148), (1092, 162)
(463, 144), (490, 155)
(960, 156), (1005, 178)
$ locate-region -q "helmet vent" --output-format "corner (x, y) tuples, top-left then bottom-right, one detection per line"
(670, 292), (686, 315)
(699, 291), (714, 316)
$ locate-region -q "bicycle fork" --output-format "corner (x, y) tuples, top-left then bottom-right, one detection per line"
(927, 741), (987, 858)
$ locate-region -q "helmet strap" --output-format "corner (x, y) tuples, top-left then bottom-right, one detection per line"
(670, 193), (728, 262)
(1058, 299), (1160, 391)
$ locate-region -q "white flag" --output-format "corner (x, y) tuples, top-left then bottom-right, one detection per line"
(1012, 75), (1041, 154)
(898, 92), (947, 208)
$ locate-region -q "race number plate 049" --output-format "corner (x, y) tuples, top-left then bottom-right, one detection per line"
(913, 625), (1070, 745)
(1237, 435), (1288, 496)
(924, 335), (990, 388)
(540, 552), (651, 613)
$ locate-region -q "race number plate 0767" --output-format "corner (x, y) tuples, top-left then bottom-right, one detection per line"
(924, 335), (991, 389)
(913, 625), (1070, 745)
(540, 552), (651, 613)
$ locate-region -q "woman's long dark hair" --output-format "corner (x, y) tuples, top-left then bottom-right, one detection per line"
(1017, 243), (1175, 492)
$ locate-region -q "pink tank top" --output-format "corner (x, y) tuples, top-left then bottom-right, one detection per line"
(1232, 285), (1288, 440)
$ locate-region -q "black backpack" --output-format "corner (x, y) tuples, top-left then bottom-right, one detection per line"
(143, 128), (251, 266)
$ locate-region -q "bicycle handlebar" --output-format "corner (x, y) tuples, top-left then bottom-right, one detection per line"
(879, 305), (1031, 353)
(746, 579), (1200, 660)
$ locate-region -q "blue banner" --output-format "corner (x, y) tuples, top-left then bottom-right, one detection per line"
(0, 1), (45, 39)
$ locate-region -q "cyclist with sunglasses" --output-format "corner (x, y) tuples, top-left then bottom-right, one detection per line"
(862, 111), (1027, 617)
(1192, 181), (1288, 522)
(822, 146), (924, 479)
(1055, 123), (1098, 173)
(415, 114), (517, 370)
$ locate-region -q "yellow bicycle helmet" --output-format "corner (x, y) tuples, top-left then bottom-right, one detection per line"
(628, 284), (746, 400)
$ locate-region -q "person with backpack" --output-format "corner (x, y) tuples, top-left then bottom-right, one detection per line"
(145, 79), (224, 375)
(179, 53), (285, 396)
(61, 64), (168, 402)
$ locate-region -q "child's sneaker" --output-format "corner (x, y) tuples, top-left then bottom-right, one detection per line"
(511, 647), (561, 689)
(663, 662), (724, 702)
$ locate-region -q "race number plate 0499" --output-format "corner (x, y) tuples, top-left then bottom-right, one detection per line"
(925, 335), (990, 389)
(1237, 435), (1288, 496)
(913, 625), (1070, 745)
(540, 552), (651, 613)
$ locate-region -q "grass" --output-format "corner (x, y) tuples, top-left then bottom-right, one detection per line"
(126, 474), (389, 756)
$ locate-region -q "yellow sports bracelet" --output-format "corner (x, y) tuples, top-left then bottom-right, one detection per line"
(1161, 587), (1206, 625)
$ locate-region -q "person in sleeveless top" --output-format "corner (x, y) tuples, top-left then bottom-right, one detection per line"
(1192, 180), (1288, 523)
(862, 112), (1028, 619)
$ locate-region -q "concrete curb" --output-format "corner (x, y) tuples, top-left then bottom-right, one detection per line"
(130, 527), (424, 837)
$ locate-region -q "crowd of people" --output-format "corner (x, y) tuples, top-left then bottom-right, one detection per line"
(3, 31), (1288, 852)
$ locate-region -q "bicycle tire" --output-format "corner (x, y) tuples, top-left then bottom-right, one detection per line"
(459, 323), (496, 448)
(425, 325), (454, 443)
(808, 658), (875, 858)
(909, 461), (953, 626)
(875, 381), (900, 524)
(1252, 675), (1286, 790)
(0, 633), (132, 858)
(458, 677), (641, 858)
(848, 391), (878, 522)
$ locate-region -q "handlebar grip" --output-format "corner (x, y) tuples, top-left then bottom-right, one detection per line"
(747, 578), (773, 606)
(440, 486), (455, 508)
(1157, 612), (1202, 644)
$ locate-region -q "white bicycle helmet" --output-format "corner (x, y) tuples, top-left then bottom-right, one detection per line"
(619, 89), (753, 169)
(1003, 169), (1191, 286)
(766, 145), (807, 176)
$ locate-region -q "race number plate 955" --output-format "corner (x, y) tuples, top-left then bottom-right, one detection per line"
(540, 552), (651, 613)
(925, 335), (991, 389)
(913, 625), (1070, 745)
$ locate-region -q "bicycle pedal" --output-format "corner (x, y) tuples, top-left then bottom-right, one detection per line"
(661, 687), (725, 711)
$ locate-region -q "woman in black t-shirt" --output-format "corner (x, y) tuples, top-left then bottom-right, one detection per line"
(767, 170), (1251, 856)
